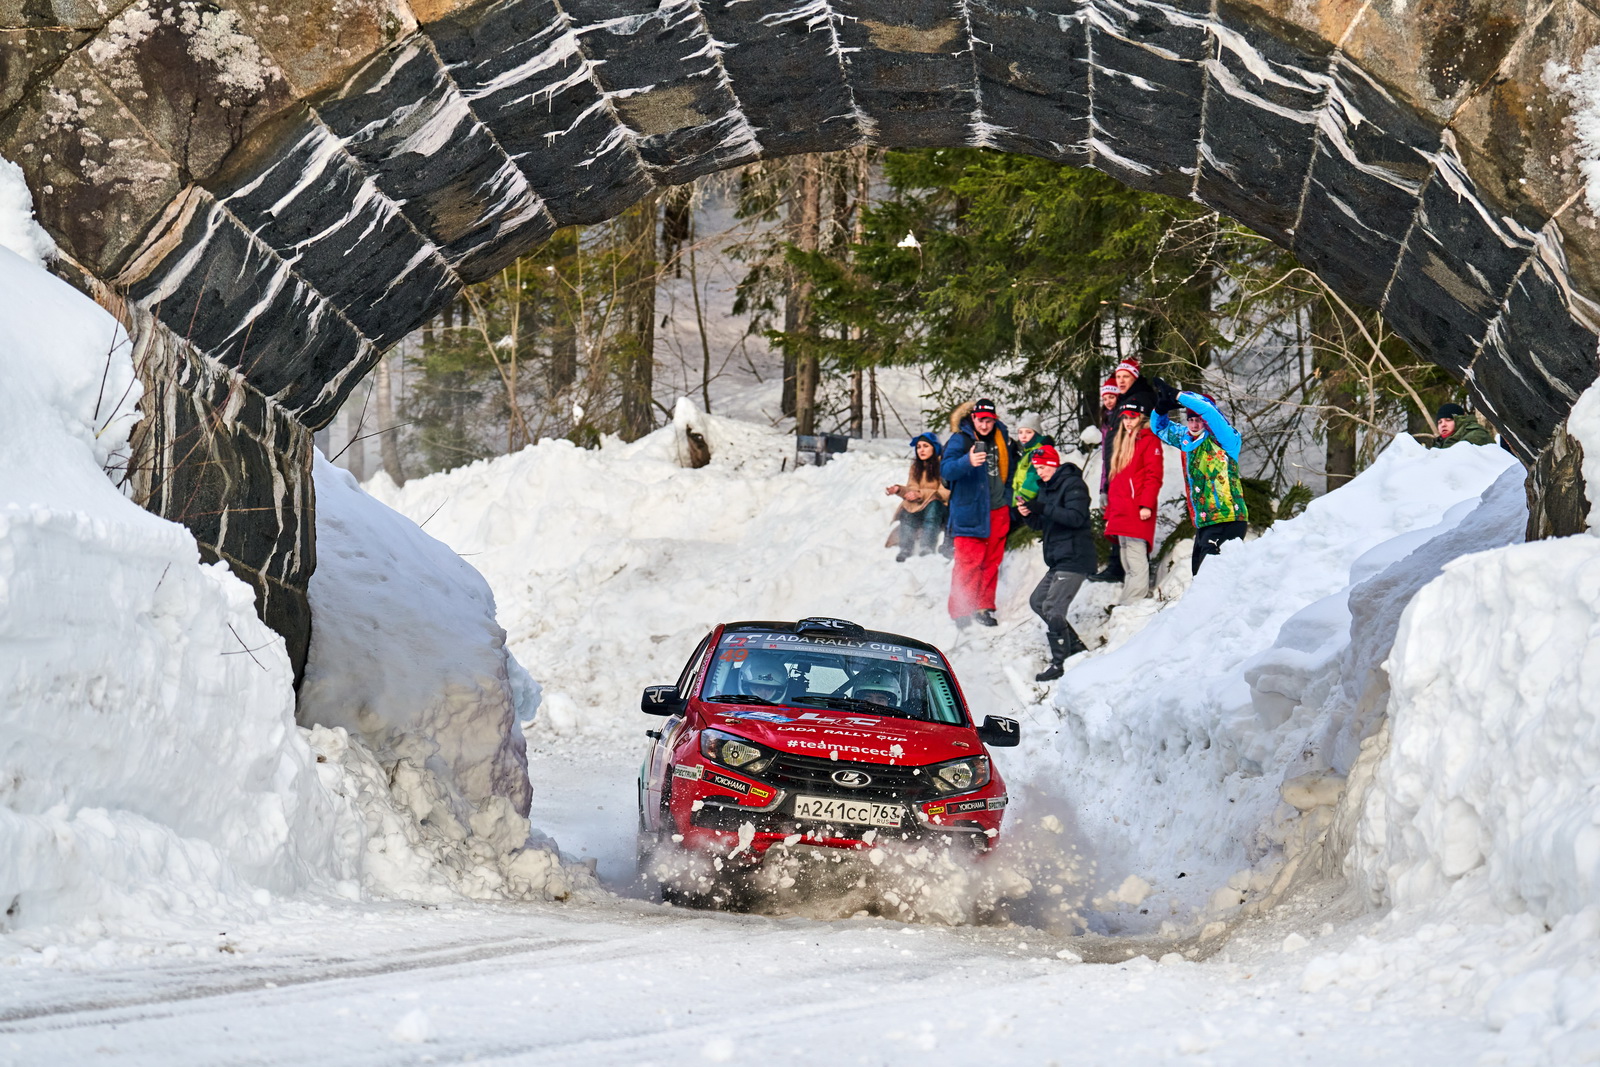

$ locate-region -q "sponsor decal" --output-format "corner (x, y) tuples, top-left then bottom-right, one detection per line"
(751, 786), (773, 800)
(705, 770), (752, 795)
(723, 710), (794, 724)
(987, 795), (1008, 810)
(671, 764), (703, 781)
(784, 738), (896, 758)
(949, 798), (989, 814)
(925, 803), (947, 816)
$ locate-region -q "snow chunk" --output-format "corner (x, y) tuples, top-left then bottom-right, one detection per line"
(0, 158), (54, 266)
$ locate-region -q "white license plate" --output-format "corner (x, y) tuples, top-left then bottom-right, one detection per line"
(793, 795), (902, 829)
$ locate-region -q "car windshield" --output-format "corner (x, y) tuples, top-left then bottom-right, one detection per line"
(700, 630), (966, 725)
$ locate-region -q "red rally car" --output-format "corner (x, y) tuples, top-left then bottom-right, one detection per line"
(637, 617), (1020, 866)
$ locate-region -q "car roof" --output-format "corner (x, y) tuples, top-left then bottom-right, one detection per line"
(719, 620), (944, 656)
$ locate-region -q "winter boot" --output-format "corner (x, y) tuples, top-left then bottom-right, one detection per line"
(896, 549), (911, 563)
(1035, 630), (1068, 681)
(974, 609), (999, 627)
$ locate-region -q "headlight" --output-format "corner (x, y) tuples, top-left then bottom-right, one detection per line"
(700, 730), (772, 774)
(929, 756), (990, 794)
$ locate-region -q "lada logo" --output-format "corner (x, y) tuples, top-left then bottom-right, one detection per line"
(831, 769), (872, 788)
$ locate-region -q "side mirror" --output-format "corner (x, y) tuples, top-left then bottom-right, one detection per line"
(641, 685), (684, 716)
(977, 715), (1020, 747)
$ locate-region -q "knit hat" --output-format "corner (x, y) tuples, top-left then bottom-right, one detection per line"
(1115, 359), (1141, 378)
(1031, 444), (1060, 467)
(1013, 411), (1042, 434)
(1115, 397), (1149, 417)
(1099, 380), (1120, 396)
(1435, 402), (1467, 420)
(972, 398), (998, 417)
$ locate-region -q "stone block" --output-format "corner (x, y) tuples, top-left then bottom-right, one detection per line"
(82, 1), (296, 184)
(1338, 0), (1545, 126)
(1083, 0), (1207, 198)
(698, 0), (862, 157)
(212, 111), (458, 347)
(313, 35), (554, 280)
(118, 187), (375, 420)
(0, 0), (106, 29)
(1192, 3), (1331, 245)
(560, 0), (758, 182)
(830, 0), (976, 147)
(1468, 249), (1600, 456)
(130, 321), (317, 679)
(425, 0), (651, 225)
(1379, 148), (1536, 374)
(0, 27), (89, 118)
(965, 0), (1090, 163)
(213, 0), (414, 98)
(1291, 58), (1439, 308)
(0, 49), (181, 274)
(1448, 0), (1600, 248)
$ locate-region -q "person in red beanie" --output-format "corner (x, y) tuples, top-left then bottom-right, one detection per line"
(1103, 396), (1164, 601)
(1016, 444), (1093, 680)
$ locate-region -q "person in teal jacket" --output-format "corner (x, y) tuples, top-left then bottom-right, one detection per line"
(1150, 387), (1249, 574)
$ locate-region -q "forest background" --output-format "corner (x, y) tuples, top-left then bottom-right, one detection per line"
(320, 147), (1467, 501)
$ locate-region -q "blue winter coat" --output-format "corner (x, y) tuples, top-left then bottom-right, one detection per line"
(940, 415), (1013, 538)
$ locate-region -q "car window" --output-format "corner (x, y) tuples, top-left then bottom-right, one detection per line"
(701, 631), (965, 724)
(676, 633), (712, 696)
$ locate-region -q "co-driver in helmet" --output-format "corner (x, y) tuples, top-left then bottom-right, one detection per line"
(850, 668), (903, 710)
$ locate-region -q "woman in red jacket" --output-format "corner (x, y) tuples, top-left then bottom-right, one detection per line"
(1103, 398), (1164, 602)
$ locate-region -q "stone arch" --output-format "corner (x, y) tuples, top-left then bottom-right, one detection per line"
(4, 0), (1599, 669)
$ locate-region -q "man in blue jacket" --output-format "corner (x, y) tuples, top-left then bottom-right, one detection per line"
(941, 398), (1014, 627)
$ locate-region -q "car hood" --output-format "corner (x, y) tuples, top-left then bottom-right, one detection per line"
(699, 704), (983, 766)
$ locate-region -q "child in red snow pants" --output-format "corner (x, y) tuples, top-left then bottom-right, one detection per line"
(948, 507), (1010, 619)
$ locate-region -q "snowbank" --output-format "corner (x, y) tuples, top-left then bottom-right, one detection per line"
(1356, 534), (1600, 920)
(1044, 436), (1521, 930)
(299, 455), (587, 902)
(0, 244), (360, 936)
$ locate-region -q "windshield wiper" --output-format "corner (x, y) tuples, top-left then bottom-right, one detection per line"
(707, 693), (781, 706)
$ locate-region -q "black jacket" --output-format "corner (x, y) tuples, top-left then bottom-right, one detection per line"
(1028, 463), (1096, 573)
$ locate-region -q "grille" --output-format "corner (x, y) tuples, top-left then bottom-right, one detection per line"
(765, 752), (934, 803)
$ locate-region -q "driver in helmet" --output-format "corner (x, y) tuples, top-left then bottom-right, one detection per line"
(850, 668), (903, 710)
(740, 651), (793, 704)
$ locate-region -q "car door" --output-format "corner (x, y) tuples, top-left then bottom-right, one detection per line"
(642, 630), (714, 831)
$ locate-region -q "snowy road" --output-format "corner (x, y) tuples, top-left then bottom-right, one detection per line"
(0, 888), (1493, 1067)
(0, 745), (1501, 1066)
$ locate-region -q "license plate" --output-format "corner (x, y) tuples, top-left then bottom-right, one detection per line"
(792, 795), (902, 829)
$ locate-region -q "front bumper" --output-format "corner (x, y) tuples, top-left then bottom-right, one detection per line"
(665, 758), (1006, 859)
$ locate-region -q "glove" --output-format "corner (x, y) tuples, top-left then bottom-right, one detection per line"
(1152, 377), (1181, 416)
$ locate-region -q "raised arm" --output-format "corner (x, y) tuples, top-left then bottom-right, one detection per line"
(1149, 410), (1186, 448)
(1176, 392), (1242, 459)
